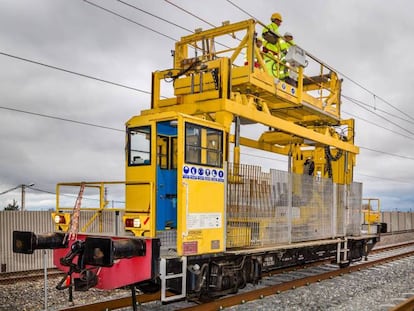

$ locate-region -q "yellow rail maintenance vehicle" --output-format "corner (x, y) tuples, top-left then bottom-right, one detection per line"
(362, 198), (387, 234)
(13, 19), (379, 302)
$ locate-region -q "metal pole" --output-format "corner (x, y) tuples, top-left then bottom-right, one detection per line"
(115, 211), (119, 236)
(43, 250), (48, 311)
(131, 285), (138, 311)
(21, 184), (25, 211)
(287, 152), (292, 244)
(21, 183), (34, 211)
(332, 183), (337, 238)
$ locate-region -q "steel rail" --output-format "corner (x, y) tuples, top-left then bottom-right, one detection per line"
(390, 296), (414, 311)
(0, 268), (63, 285)
(59, 292), (160, 311)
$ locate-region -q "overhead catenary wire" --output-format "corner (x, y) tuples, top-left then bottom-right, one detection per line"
(164, 0), (216, 28)
(343, 95), (414, 136)
(113, 0), (235, 52)
(343, 110), (414, 142)
(0, 105), (124, 132)
(0, 51), (151, 95)
(1, 1), (413, 193)
(344, 95), (414, 126)
(115, 0), (193, 33)
(355, 172), (414, 185)
(83, 0), (177, 41)
(360, 146), (414, 161)
(225, 0), (258, 20)
(0, 51), (413, 163)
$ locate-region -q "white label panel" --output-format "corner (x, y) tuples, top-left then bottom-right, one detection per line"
(187, 213), (222, 229)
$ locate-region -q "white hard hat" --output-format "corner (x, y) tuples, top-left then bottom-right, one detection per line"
(284, 32), (293, 37)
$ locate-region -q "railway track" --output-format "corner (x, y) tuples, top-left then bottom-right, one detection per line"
(54, 241), (414, 311)
(0, 268), (63, 285)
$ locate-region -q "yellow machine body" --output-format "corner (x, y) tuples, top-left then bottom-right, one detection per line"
(121, 19), (362, 252)
(124, 112), (226, 255)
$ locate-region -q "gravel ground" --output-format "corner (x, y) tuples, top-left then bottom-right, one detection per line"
(0, 276), (129, 311)
(1, 255), (414, 311)
(225, 255), (414, 311)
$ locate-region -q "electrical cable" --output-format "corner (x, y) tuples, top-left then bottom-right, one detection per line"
(343, 110), (414, 141)
(1, 1), (413, 189)
(83, 0), (177, 41)
(343, 95), (414, 136)
(0, 106), (124, 132)
(344, 95), (414, 126)
(114, 0), (234, 51)
(0, 51), (151, 95)
(164, 0), (216, 28)
(225, 0), (259, 20)
(355, 172), (414, 185)
(116, 0), (193, 33)
(1, 56), (413, 162)
(360, 146), (414, 160)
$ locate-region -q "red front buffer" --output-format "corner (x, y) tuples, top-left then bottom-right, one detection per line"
(83, 237), (146, 267)
(53, 235), (160, 290)
(56, 237), (147, 292)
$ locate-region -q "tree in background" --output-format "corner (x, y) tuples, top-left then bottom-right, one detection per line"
(4, 199), (19, 211)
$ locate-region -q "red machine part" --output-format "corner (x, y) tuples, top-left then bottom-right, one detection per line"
(53, 234), (157, 290)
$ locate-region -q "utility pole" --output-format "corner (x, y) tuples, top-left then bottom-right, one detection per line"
(21, 183), (34, 211)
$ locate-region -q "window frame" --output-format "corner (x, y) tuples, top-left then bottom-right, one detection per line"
(127, 125), (151, 166)
(184, 122), (223, 168)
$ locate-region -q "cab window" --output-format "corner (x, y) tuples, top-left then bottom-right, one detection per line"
(128, 126), (151, 166)
(185, 123), (223, 167)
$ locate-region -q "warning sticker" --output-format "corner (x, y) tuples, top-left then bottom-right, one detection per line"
(187, 230), (203, 240)
(183, 241), (198, 255)
(187, 213), (222, 230)
(182, 165), (224, 182)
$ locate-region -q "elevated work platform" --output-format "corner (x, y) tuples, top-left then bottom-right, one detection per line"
(144, 18), (357, 184)
(150, 19), (342, 127)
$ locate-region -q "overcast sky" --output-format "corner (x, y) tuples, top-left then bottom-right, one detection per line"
(0, 0), (413, 211)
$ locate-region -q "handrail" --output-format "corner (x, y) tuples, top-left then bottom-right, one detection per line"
(55, 180), (152, 233)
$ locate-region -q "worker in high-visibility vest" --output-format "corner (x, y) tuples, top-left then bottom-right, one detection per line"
(244, 37), (263, 68)
(279, 32), (296, 82)
(262, 12), (283, 79)
(280, 32), (295, 54)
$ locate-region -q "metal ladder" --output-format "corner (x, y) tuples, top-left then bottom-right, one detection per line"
(337, 238), (350, 265)
(160, 256), (187, 302)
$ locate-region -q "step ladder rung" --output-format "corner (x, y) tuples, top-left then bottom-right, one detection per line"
(160, 256), (187, 302)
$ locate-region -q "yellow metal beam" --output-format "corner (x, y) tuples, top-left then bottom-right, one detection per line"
(224, 99), (358, 154)
(142, 98), (358, 154)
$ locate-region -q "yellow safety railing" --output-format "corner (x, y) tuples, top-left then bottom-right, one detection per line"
(55, 181), (125, 233)
(150, 19), (342, 125)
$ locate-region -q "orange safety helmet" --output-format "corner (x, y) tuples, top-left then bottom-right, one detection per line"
(271, 12), (282, 22)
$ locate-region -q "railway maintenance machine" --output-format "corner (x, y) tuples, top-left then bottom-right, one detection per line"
(13, 19), (379, 304)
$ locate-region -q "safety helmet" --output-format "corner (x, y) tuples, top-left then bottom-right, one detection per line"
(271, 12), (282, 21)
(284, 32), (293, 37)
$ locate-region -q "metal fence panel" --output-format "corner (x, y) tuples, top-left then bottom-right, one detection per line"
(226, 164), (362, 248)
(1, 211), (54, 272)
(0, 210), (124, 273)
